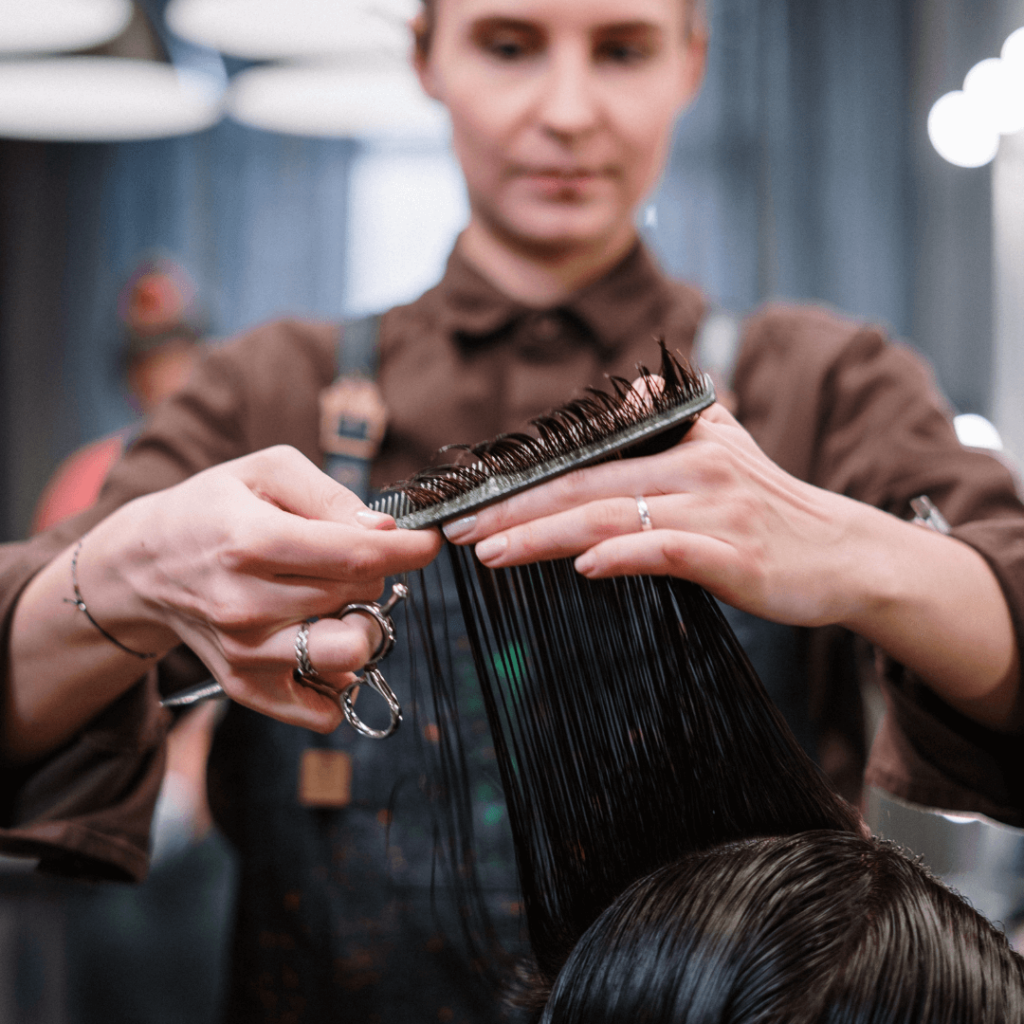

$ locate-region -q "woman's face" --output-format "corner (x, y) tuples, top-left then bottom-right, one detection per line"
(416, 0), (705, 256)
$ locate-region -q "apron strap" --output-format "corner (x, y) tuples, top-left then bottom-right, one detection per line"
(321, 313), (385, 502)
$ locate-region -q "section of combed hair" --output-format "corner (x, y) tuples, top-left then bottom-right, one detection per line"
(395, 345), (1024, 1023)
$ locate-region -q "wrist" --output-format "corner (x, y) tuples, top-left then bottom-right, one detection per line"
(78, 499), (181, 657)
(829, 501), (1020, 726)
(829, 499), (910, 638)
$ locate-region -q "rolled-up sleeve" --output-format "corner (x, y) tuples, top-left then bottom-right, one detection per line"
(0, 318), (337, 879)
(735, 303), (1024, 823)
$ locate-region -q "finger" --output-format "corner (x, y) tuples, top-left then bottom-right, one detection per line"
(289, 614), (382, 676)
(446, 446), (702, 547)
(474, 496), (685, 567)
(219, 575), (390, 625)
(235, 445), (393, 527)
(221, 485), (442, 581)
(217, 614), (383, 732)
(441, 465), (640, 545)
(229, 673), (348, 733)
(272, 521), (441, 581)
(216, 612), (380, 680)
(572, 530), (737, 587)
(622, 374), (663, 409)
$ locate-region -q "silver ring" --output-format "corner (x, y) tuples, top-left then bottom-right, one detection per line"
(342, 667), (402, 739)
(293, 618), (343, 699)
(636, 496), (653, 532)
(293, 617), (320, 681)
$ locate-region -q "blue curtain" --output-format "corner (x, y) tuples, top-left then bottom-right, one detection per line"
(60, 124), (356, 443)
(648, 0), (914, 333)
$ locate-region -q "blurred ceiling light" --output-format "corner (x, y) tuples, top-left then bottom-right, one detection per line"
(954, 413), (1004, 451)
(226, 62), (447, 139)
(166, 0), (410, 61)
(0, 57), (223, 141)
(1002, 27), (1024, 70)
(927, 91), (1000, 168)
(0, 0), (133, 55)
(962, 57), (1024, 135)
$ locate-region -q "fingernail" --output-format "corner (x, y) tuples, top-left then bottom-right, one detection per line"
(442, 515), (477, 541)
(475, 535), (508, 564)
(574, 553), (596, 575)
(356, 510), (395, 529)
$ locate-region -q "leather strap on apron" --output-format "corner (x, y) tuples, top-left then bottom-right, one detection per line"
(320, 314), (386, 501)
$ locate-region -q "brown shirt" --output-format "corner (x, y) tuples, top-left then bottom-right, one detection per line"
(2, 240), (1023, 881)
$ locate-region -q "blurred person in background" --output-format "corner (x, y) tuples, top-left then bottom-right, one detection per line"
(33, 255), (206, 534)
(1, 0), (1022, 1022)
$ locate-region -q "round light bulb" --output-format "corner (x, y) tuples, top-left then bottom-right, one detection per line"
(1001, 26), (1024, 70)
(953, 413), (1004, 451)
(927, 90), (1000, 167)
(963, 57), (1024, 135)
(0, 0), (132, 55)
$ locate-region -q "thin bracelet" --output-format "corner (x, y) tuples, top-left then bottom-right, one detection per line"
(64, 538), (157, 660)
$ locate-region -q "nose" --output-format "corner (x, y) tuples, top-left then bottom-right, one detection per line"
(536, 42), (601, 139)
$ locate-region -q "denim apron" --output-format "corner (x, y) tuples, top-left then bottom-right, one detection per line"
(205, 312), (813, 1023)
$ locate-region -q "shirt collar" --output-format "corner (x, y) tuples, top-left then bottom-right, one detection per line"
(433, 235), (692, 360)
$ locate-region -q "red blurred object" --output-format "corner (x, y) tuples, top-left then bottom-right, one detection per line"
(32, 432), (127, 535)
(32, 256), (207, 534)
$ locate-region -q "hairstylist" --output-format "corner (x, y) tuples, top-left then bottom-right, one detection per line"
(2, 0), (707, 756)
(2, 0), (714, 1020)
(4, 0), (1022, 1017)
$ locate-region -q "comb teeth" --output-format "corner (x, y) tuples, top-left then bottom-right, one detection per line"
(372, 341), (714, 530)
(370, 490), (414, 520)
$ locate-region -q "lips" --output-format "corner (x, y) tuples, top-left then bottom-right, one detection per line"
(514, 165), (614, 197)
(519, 166), (603, 180)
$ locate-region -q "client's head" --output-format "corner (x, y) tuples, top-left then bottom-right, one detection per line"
(539, 830), (1024, 1024)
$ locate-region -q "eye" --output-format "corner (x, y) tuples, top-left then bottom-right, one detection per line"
(489, 34), (529, 60)
(595, 40), (648, 64)
(472, 21), (543, 62)
(593, 26), (660, 66)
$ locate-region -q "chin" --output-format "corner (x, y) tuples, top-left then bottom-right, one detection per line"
(496, 203), (631, 256)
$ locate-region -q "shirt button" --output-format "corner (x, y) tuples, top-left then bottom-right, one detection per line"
(533, 314), (560, 342)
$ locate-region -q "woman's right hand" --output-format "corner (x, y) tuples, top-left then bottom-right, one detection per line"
(6, 446), (441, 759)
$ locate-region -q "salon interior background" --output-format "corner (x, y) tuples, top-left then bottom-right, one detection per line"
(0, 0), (1020, 544)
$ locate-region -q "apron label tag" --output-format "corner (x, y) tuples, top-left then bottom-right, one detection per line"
(298, 749), (352, 808)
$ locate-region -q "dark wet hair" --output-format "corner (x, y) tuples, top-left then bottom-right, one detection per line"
(398, 344), (1024, 1023)
(540, 830), (1024, 1024)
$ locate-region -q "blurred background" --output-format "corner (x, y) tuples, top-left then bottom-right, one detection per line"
(2, 0), (1024, 1020)
(5, 0), (1024, 546)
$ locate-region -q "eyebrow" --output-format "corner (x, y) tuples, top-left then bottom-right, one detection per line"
(468, 16), (541, 32)
(592, 21), (664, 34)
(467, 16), (664, 35)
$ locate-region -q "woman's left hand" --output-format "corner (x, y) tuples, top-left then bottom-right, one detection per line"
(442, 402), (1022, 729)
(443, 403), (873, 629)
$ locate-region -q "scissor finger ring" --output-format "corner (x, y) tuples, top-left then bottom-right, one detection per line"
(342, 667), (402, 739)
(336, 582), (407, 665)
